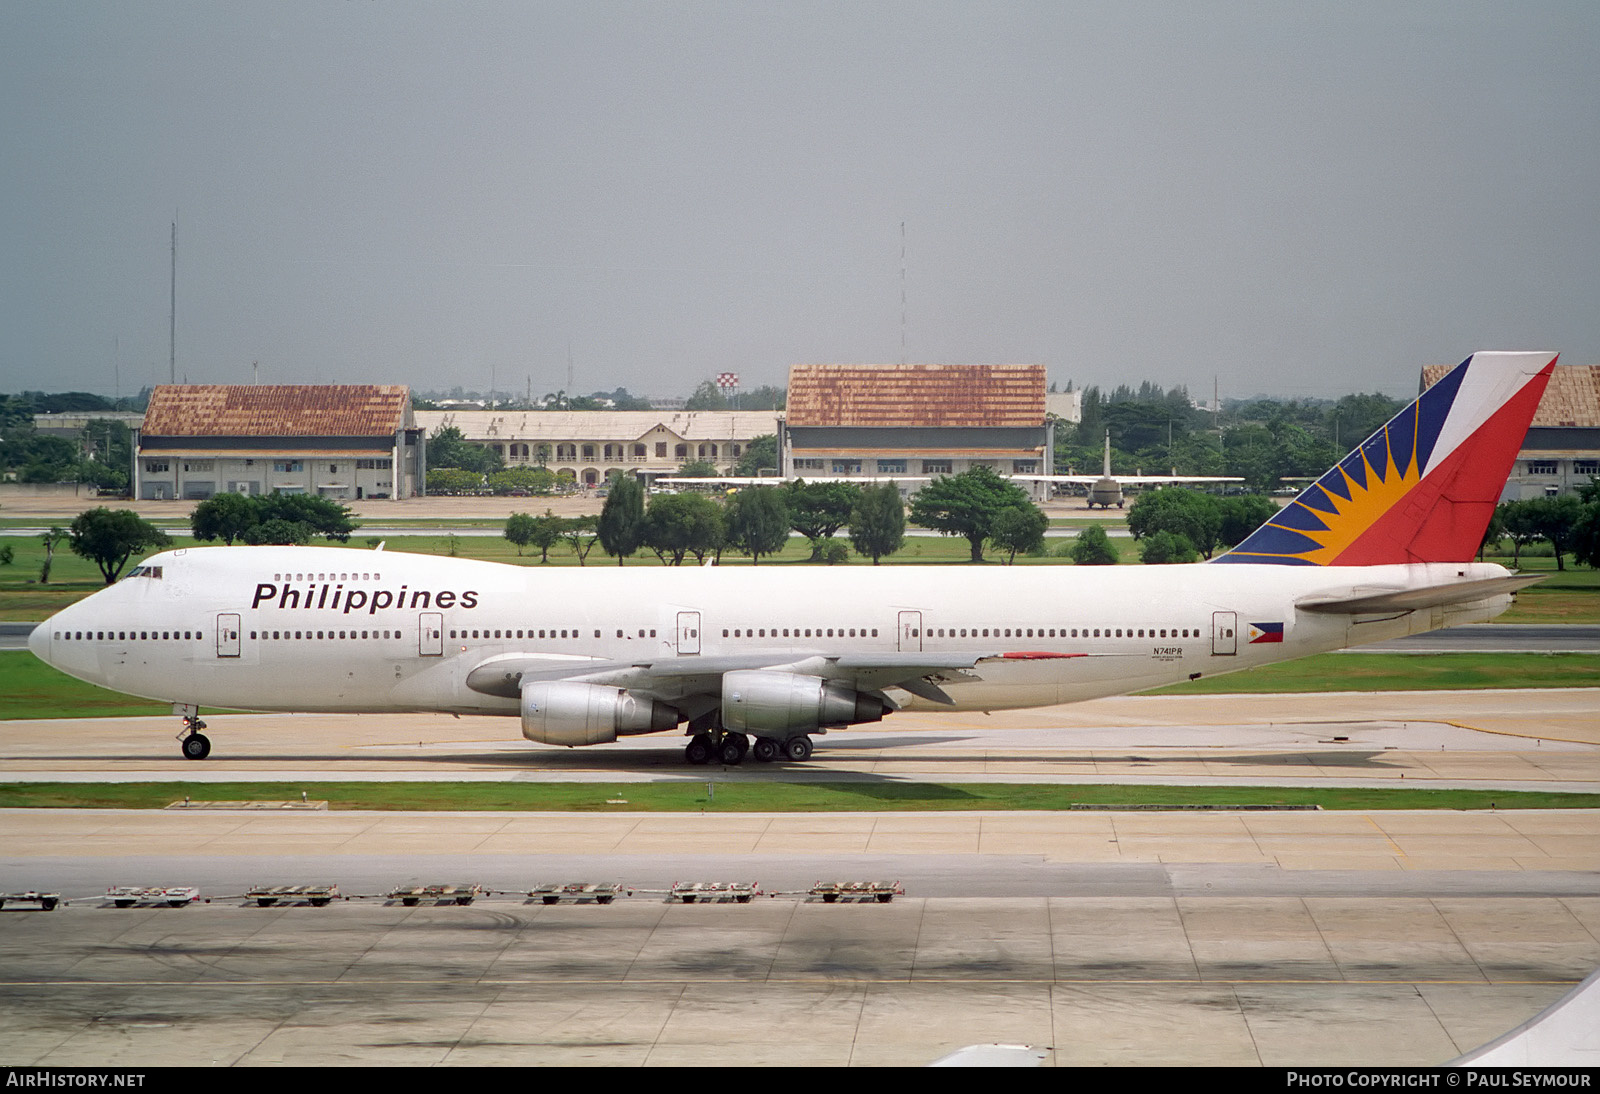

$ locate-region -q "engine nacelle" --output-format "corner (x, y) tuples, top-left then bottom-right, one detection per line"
(721, 670), (886, 737)
(521, 681), (679, 747)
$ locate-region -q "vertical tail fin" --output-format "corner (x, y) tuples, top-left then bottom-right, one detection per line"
(1216, 351), (1556, 566)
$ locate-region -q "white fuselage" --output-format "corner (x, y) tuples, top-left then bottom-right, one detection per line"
(30, 545), (1516, 726)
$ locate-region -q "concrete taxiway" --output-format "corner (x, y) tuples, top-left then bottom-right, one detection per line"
(1, 690), (1596, 1066)
(3, 688), (1596, 791)
(1, 808), (1596, 1067)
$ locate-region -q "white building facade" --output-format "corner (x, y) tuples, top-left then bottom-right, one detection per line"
(413, 409), (780, 487)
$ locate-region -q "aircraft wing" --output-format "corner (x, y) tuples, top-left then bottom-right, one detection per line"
(464, 648), (1090, 708)
(1295, 574), (1544, 615)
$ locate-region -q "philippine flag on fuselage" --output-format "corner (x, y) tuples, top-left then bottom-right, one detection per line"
(1248, 622), (1284, 644)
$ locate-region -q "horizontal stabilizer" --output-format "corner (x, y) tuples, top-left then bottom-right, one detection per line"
(1296, 574), (1544, 615)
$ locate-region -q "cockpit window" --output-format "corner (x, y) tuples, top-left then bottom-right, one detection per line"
(126, 565), (164, 580)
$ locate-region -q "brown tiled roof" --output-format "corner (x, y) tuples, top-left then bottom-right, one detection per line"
(141, 385), (410, 437)
(1421, 362), (1600, 428)
(785, 364), (1045, 428)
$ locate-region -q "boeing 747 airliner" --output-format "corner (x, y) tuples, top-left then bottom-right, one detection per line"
(29, 352), (1555, 765)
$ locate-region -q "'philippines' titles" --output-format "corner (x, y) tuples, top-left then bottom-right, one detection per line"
(250, 581), (479, 615)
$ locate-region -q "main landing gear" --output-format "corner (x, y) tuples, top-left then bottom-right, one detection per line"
(179, 716), (211, 760)
(683, 730), (813, 765)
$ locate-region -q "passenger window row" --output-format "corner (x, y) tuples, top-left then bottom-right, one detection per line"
(56, 624), (1205, 646)
(54, 630), (199, 641)
(448, 628), (660, 640)
(253, 629), (398, 640)
(722, 627), (880, 639)
(274, 572), (381, 582)
(927, 626), (1201, 639)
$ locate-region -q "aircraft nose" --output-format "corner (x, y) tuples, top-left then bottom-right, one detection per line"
(28, 619), (52, 664)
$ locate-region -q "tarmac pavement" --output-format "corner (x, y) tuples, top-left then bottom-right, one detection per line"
(1, 690), (1596, 1066)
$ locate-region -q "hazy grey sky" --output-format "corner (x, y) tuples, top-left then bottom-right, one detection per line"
(3, 2), (1596, 401)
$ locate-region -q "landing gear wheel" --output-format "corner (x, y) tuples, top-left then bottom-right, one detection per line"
(684, 734), (713, 766)
(181, 733), (211, 761)
(783, 735), (813, 762)
(752, 737), (780, 763)
(717, 734), (748, 766)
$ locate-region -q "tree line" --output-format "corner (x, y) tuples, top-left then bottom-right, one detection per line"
(1059, 382), (1411, 492)
(1048, 487), (1280, 568)
(0, 391), (142, 492)
(1108, 479), (1600, 570)
(1485, 487), (1600, 571)
(505, 467), (1054, 567)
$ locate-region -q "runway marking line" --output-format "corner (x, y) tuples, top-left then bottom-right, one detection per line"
(1439, 718), (1600, 746)
(1363, 814), (1407, 859)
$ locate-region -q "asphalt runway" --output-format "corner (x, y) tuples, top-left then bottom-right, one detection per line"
(2, 690), (1596, 1066)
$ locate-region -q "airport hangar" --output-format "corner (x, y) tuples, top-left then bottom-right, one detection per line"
(778, 362), (1074, 501)
(130, 384), (426, 502)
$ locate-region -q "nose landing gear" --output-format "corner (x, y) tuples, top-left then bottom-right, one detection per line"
(179, 716), (211, 760)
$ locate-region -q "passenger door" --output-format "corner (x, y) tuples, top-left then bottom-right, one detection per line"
(419, 612), (443, 657)
(676, 611), (701, 656)
(216, 613), (241, 658)
(898, 610), (924, 653)
(1212, 611), (1237, 656)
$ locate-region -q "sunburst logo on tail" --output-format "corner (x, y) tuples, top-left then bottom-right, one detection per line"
(1249, 418), (1422, 564)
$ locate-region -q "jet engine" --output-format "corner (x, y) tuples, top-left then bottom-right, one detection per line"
(720, 670), (886, 737)
(521, 681), (680, 747)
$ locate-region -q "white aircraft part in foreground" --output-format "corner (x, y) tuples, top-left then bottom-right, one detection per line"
(29, 352), (1556, 766)
(1450, 967), (1600, 1067)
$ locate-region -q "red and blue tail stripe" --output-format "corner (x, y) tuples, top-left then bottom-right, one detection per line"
(1216, 352), (1555, 567)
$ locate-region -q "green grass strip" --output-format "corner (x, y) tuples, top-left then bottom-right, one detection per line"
(1145, 652), (1599, 695)
(0, 649), (175, 718)
(0, 781), (1593, 812)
